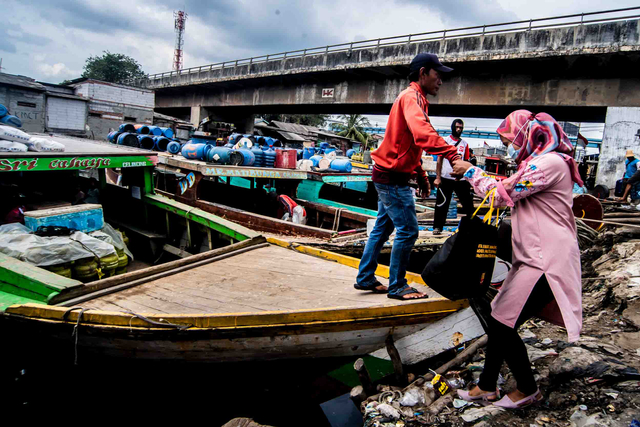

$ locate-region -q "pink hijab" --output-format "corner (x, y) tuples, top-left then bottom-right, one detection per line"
(497, 110), (584, 186)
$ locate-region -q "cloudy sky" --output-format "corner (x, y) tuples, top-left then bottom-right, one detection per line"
(2, 0), (633, 139)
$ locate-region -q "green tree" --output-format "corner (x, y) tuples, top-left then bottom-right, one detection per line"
(262, 114), (328, 127)
(334, 114), (372, 146)
(80, 51), (145, 83)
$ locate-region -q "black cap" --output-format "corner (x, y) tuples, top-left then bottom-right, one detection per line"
(409, 53), (453, 74)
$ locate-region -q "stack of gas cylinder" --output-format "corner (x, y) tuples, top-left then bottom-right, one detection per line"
(107, 123), (182, 153)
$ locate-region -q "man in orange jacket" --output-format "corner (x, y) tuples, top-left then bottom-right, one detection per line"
(354, 53), (463, 301)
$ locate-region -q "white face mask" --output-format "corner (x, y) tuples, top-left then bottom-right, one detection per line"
(507, 144), (519, 160)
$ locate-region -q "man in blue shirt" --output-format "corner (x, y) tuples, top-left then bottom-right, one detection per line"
(625, 150), (639, 179)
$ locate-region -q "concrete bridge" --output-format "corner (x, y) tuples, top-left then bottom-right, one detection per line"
(133, 8), (640, 188)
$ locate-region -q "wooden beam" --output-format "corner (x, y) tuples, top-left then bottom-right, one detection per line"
(156, 190), (334, 239)
(144, 193), (259, 241)
(296, 199), (374, 225)
(354, 358), (376, 396)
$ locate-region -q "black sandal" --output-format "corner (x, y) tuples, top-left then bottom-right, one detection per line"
(387, 286), (429, 300)
(354, 281), (388, 294)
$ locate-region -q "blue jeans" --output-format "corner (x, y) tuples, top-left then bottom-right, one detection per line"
(356, 183), (419, 295)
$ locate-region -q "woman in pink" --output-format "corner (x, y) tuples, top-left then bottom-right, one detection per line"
(453, 110), (583, 409)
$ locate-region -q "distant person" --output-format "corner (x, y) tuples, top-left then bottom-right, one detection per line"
(469, 148), (477, 166)
(4, 195), (26, 224)
(618, 167), (640, 203)
(84, 178), (101, 204)
(432, 119), (474, 235)
(452, 110), (583, 409)
(354, 53), (463, 301)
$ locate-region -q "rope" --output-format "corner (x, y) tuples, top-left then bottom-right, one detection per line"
(332, 208), (344, 232)
(123, 310), (192, 331)
(63, 307), (90, 365)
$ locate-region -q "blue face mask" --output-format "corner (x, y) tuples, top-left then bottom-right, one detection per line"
(507, 144), (519, 160)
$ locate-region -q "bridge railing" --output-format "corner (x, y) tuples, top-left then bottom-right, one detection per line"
(126, 6), (640, 88)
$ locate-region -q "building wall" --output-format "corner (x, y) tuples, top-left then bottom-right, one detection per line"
(0, 86), (46, 133)
(74, 81), (154, 140)
(46, 96), (87, 131)
(597, 107), (640, 189)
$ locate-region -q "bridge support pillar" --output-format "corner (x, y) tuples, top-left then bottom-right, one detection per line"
(190, 106), (208, 128)
(234, 115), (255, 134)
(597, 107), (640, 190)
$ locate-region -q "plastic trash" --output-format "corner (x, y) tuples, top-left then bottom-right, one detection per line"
(399, 388), (425, 407)
(376, 403), (400, 420)
(26, 137), (65, 152)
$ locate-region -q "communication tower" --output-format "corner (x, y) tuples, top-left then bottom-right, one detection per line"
(173, 10), (187, 71)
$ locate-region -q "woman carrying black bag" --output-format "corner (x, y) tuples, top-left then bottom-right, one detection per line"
(450, 110), (584, 410)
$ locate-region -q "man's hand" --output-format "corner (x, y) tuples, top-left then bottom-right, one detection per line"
(434, 177), (441, 188)
(451, 160), (474, 178)
(419, 179), (431, 198)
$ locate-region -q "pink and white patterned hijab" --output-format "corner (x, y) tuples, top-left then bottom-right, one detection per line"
(497, 109), (583, 186)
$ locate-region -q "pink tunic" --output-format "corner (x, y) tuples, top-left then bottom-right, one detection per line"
(464, 153), (582, 342)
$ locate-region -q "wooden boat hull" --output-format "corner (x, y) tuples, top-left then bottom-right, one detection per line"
(3, 297), (465, 362)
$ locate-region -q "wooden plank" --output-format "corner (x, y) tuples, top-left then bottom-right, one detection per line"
(144, 193), (260, 241)
(163, 244), (192, 258)
(57, 242), (270, 307)
(266, 237), (426, 286)
(369, 307), (484, 365)
(49, 236), (266, 304)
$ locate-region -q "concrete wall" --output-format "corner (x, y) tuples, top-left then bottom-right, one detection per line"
(0, 86), (45, 133)
(46, 96), (87, 131)
(597, 107), (640, 188)
(74, 81), (154, 140)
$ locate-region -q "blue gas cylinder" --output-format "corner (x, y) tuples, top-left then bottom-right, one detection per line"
(119, 123), (136, 133)
(107, 131), (121, 143)
(346, 149), (356, 158)
(263, 148), (276, 167)
(159, 127), (174, 138)
(117, 132), (138, 147)
(329, 159), (352, 173)
(167, 141), (181, 154)
(303, 147), (315, 159)
(251, 145), (265, 167)
(309, 155), (323, 167)
(207, 147), (232, 164)
(447, 197), (458, 219)
(138, 135), (155, 150)
(181, 143), (211, 160)
(153, 136), (171, 151)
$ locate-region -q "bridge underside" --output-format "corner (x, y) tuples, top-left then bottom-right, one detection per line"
(155, 52), (638, 124)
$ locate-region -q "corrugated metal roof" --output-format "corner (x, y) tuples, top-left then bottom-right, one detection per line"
(276, 130), (306, 141)
(271, 121), (322, 136)
(0, 73), (46, 91)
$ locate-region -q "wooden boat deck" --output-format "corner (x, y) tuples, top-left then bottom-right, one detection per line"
(87, 245), (437, 314)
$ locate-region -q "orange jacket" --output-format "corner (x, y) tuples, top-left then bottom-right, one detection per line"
(372, 82), (461, 174)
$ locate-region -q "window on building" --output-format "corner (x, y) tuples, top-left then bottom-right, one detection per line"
(124, 116), (136, 122)
(89, 112), (102, 117)
(17, 101), (37, 108)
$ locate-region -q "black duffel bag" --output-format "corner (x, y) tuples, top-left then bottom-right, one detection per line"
(422, 190), (500, 301)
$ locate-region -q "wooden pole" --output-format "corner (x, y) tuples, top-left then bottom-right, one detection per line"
(385, 335), (405, 386)
(354, 358), (376, 396)
(349, 385), (367, 408)
(582, 218), (640, 228)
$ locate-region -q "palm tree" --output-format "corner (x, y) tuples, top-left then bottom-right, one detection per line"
(334, 114), (372, 147)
